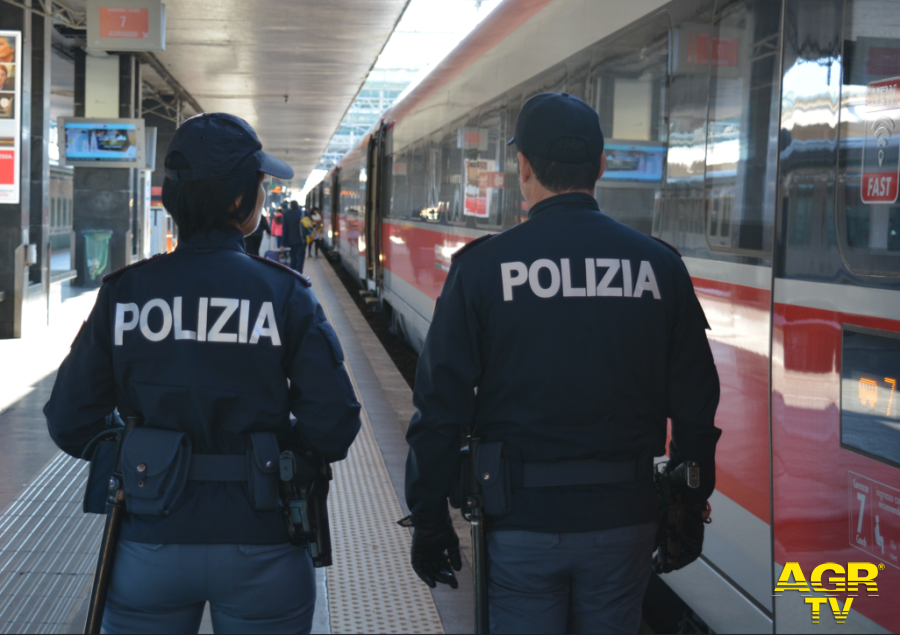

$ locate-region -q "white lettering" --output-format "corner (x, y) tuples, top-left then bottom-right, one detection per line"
(173, 297), (196, 340)
(596, 259), (622, 296)
(114, 303), (139, 346)
(501, 262), (528, 301)
(528, 259), (560, 298)
(239, 299), (250, 344)
(633, 261), (662, 299)
(249, 302), (281, 346)
(208, 298), (239, 343)
(561, 258), (585, 297)
(197, 297), (208, 342)
(585, 258), (596, 297)
(621, 260), (633, 298)
(139, 299), (173, 342)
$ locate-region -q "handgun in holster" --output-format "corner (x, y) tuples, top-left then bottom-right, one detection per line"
(278, 446), (333, 568)
(654, 460), (712, 574)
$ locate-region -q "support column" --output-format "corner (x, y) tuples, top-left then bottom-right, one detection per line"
(29, 12), (50, 296)
(72, 53), (137, 287)
(0, 2), (31, 339)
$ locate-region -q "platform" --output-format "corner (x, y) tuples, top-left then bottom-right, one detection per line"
(0, 258), (474, 634)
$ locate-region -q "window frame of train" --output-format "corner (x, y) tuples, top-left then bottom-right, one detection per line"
(588, 11), (672, 238)
(834, 0), (900, 277)
(701, 0), (783, 257)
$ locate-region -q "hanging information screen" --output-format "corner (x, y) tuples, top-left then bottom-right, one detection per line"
(0, 31), (21, 204)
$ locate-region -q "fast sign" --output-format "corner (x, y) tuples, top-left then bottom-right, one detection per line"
(861, 77), (900, 204)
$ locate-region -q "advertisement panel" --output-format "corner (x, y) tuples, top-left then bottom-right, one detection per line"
(861, 77), (900, 204)
(0, 31), (21, 204)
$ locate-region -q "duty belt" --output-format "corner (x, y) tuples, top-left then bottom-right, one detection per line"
(187, 454), (249, 481)
(520, 456), (653, 488)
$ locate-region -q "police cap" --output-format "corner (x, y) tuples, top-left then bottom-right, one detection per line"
(165, 112), (294, 182)
(507, 92), (604, 163)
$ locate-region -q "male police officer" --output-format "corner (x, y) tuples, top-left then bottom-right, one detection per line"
(44, 113), (360, 633)
(404, 93), (721, 634)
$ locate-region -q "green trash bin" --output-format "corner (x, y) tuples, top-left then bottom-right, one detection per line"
(82, 229), (113, 281)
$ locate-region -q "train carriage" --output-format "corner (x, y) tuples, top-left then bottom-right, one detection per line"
(313, 0), (900, 631)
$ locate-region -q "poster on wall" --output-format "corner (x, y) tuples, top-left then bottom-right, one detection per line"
(464, 159), (501, 218)
(0, 31), (21, 204)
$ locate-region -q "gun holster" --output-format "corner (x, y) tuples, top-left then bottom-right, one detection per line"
(654, 461), (711, 574)
(279, 445), (333, 568)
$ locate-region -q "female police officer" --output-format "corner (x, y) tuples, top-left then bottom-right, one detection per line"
(44, 113), (361, 633)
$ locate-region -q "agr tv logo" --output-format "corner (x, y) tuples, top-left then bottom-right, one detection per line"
(773, 562), (884, 623)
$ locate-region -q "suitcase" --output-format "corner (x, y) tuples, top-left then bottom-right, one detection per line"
(264, 248), (291, 266)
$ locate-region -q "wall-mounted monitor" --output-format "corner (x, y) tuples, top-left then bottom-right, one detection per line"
(58, 117), (145, 168)
(601, 141), (666, 183)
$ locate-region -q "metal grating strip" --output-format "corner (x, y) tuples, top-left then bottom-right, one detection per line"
(310, 265), (444, 635)
(0, 453), (102, 634)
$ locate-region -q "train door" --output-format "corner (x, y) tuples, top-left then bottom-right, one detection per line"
(364, 123), (386, 292)
(771, 1), (900, 632)
(331, 170), (340, 252)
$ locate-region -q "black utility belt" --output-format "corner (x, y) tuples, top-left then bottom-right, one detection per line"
(83, 428), (281, 516)
(458, 441), (653, 518)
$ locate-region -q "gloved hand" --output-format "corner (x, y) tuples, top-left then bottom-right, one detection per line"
(408, 514), (462, 589)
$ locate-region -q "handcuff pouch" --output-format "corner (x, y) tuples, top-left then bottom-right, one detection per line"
(248, 431), (281, 510)
(121, 427), (191, 516)
(476, 441), (511, 517)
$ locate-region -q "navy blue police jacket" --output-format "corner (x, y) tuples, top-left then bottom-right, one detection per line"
(44, 227), (361, 544)
(405, 192), (721, 533)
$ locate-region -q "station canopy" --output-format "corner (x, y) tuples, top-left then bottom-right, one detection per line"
(53, 0), (410, 181)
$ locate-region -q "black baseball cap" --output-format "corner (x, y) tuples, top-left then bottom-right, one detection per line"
(165, 113), (294, 181)
(507, 92), (604, 163)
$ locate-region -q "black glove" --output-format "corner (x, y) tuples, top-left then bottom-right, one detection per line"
(407, 514), (462, 589)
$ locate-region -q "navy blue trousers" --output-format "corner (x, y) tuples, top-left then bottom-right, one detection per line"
(487, 522), (657, 634)
(289, 244), (306, 273)
(102, 540), (315, 634)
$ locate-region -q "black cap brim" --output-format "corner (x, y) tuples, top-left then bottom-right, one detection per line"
(258, 151), (294, 180)
(506, 136), (516, 146)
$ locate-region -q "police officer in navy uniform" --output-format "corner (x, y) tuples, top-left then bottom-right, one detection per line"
(44, 113), (361, 633)
(404, 93), (721, 633)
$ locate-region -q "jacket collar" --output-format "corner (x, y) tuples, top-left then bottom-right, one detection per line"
(176, 226), (246, 253)
(527, 192), (599, 220)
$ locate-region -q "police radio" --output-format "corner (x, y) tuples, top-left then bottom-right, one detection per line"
(278, 448), (333, 568)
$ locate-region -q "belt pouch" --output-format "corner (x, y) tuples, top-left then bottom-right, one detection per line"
(449, 445), (472, 510)
(121, 427), (191, 516)
(248, 431), (281, 510)
(83, 437), (118, 514)
(476, 441), (511, 517)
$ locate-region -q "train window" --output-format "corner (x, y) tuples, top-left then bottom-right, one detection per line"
(505, 95), (524, 225)
(841, 326), (900, 469)
(702, 0), (781, 255)
(836, 0), (900, 276)
(591, 15), (670, 236)
(389, 147), (410, 220)
(471, 100), (508, 230)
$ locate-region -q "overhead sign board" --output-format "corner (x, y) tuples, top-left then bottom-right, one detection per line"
(0, 31), (21, 204)
(86, 0), (165, 52)
(861, 77), (900, 204)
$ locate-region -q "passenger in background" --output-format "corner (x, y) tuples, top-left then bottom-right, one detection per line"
(43, 113), (361, 634)
(305, 208), (320, 259)
(403, 93), (721, 634)
(271, 204), (284, 248)
(284, 200), (307, 273)
(244, 210), (270, 256)
(312, 207), (325, 256)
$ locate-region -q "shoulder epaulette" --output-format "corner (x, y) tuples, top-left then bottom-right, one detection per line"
(102, 252), (170, 283)
(248, 254), (312, 287)
(651, 236), (682, 258)
(452, 234), (495, 261)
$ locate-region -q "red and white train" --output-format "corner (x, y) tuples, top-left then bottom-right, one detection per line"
(308, 0), (900, 631)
